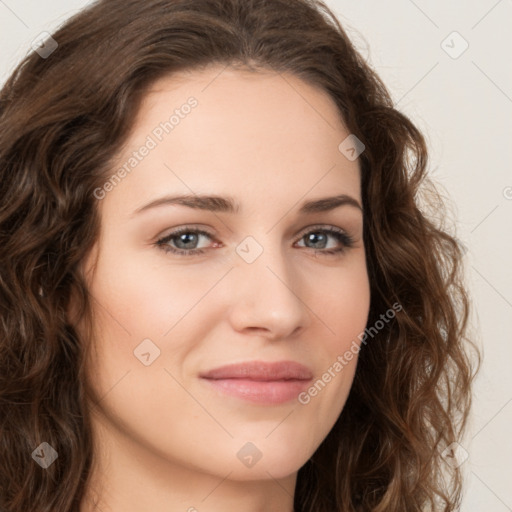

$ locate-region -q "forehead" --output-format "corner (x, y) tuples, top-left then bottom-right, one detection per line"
(102, 65), (361, 217)
(138, 65), (349, 144)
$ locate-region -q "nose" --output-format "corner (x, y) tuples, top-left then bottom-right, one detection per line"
(227, 239), (312, 340)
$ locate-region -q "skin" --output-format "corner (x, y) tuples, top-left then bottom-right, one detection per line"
(77, 65), (370, 512)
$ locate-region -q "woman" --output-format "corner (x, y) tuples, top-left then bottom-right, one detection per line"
(0, 0), (480, 510)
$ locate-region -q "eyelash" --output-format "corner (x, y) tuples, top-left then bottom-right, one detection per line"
(155, 225), (356, 257)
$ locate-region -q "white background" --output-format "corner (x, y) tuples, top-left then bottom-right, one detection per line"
(1, 1), (510, 509)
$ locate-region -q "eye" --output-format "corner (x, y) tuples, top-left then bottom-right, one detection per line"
(155, 225), (355, 256)
(294, 225), (355, 256)
(155, 226), (215, 256)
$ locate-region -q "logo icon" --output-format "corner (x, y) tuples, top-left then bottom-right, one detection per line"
(236, 236), (264, 264)
(32, 442), (58, 469)
(338, 134), (365, 161)
(441, 442), (469, 468)
(31, 32), (58, 59)
(134, 338), (161, 366)
(237, 442), (263, 468)
(441, 32), (469, 59)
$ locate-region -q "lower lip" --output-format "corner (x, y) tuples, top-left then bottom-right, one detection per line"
(201, 378), (311, 404)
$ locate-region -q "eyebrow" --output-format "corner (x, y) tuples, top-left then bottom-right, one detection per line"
(132, 193), (363, 216)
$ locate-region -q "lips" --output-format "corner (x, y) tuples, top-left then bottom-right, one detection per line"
(199, 360), (313, 405)
(199, 361), (314, 404)
(199, 360), (313, 381)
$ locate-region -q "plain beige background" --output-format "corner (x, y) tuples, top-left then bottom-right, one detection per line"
(1, 1), (510, 509)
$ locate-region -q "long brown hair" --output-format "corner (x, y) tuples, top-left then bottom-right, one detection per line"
(0, 0), (480, 510)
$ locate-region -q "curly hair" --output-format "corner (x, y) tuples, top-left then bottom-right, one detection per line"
(0, 0), (480, 510)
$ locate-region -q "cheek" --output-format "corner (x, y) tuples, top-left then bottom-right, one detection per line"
(320, 259), (371, 348)
(88, 249), (220, 340)
(305, 258), (370, 404)
(83, 248), (227, 396)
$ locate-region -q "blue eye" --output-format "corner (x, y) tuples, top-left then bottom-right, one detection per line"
(155, 227), (213, 255)
(295, 227), (355, 255)
(155, 225), (355, 257)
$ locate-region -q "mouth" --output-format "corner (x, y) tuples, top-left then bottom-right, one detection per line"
(199, 360), (313, 405)
(200, 378), (312, 404)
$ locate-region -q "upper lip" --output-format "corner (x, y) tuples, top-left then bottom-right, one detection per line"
(199, 360), (313, 381)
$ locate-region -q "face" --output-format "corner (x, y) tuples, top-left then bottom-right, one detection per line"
(79, 66), (370, 489)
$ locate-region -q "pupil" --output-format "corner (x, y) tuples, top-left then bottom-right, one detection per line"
(178, 233), (197, 248)
(308, 232), (326, 248)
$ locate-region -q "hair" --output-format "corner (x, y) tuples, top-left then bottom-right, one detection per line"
(0, 0), (480, 510)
